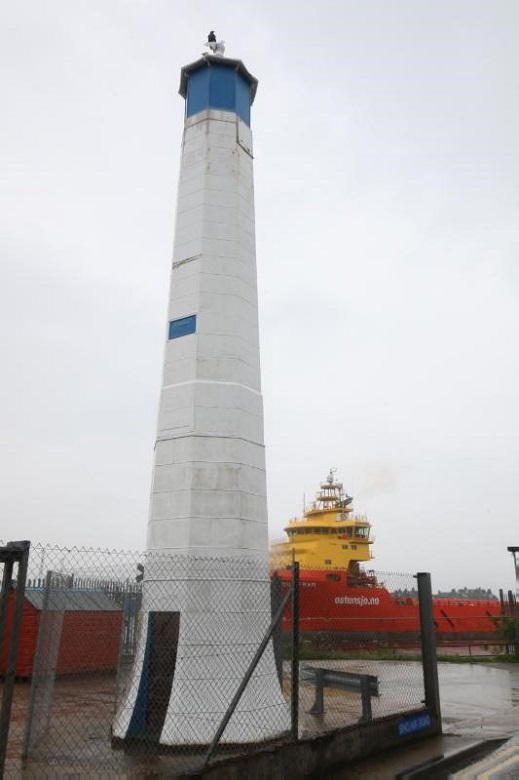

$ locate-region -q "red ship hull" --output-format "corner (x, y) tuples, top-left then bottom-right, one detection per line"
(275, 569), (503, 643)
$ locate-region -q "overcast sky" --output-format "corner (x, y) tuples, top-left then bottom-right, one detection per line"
(2, 0), (518, 595)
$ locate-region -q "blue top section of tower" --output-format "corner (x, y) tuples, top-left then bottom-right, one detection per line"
(179, 55), (258, 126)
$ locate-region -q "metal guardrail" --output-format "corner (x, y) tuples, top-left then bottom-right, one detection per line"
(301, 665), (379, 722)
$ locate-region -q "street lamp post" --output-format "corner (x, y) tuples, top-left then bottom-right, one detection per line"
(506, 546), (519, 655)
(507, 546), (519, 599)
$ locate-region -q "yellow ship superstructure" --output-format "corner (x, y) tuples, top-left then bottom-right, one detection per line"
(271, 469), (503, 640)
(270, 470), (373, 578)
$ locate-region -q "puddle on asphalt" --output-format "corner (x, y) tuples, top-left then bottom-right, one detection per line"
(438, 663), (519, 737)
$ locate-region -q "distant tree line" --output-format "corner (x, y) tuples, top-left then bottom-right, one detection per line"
(435, 586), (497, 600)
(392, 586), (497, 601)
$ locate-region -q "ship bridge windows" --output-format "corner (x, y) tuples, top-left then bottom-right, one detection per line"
(289, 527), (344, 536)
(355, 526), (370, 538)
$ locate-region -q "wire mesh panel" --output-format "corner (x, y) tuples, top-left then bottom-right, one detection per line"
(2, 545), (446, 778)
(112, 551), (289, 772)
(279, 568), (426, 734)
(6, 545), (291, 777)
(8, 544), (143, 776)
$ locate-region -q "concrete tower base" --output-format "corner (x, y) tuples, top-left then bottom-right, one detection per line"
(113, 556), (288, 745)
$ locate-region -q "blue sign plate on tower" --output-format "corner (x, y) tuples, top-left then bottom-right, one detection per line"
(397, 713), (432, 737)
(169, 315), (196, 340)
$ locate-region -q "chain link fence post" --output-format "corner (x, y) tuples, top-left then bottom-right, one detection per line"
(0, 540), (30, 777)
(202, 573), (294, 767)
(271, 571), (283, 687)
(291, 560), (300, 741)
(417, 571), (442, 727)
(22, 570), (68, 758)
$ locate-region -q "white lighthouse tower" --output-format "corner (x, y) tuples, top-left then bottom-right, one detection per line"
(113, 48), (289, 746)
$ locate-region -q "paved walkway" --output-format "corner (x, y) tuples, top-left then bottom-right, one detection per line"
(327, 662), (519, 779)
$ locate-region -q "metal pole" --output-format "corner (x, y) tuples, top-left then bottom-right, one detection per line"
(202, 580), (294, 767)
(498, 589), (510, 654)
(270, 572), (283, 687)
(0, 541), (30, 778)
(291, 561), (300, 741)
(0, 558), (14, 661)
(507, 548), (519, 655)
(22, 569), (53, 758)
(507, 590), (518, 656)
(507, 547), (519, 598)
(360, 675), (373, 723)
(0, 557), (14, 779)
(416, 572), (442, 728)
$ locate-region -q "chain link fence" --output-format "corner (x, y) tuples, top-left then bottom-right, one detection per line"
(1, 543), (439, 777)
(285, 569), (426, 732)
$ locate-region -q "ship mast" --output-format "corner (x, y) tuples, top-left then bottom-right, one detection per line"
(314, 469), (353, 511)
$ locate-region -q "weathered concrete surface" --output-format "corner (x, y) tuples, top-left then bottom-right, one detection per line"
(176, 708), (440, 780)
(324, 736), (507, 779)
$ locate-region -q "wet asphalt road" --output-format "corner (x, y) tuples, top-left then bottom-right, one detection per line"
(325, 661), (519, 779)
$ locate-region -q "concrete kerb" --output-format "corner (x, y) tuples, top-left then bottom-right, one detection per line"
(174, 707), (440, 780)
(394, 738), (508, 779)
(447, 734), (519, 780)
